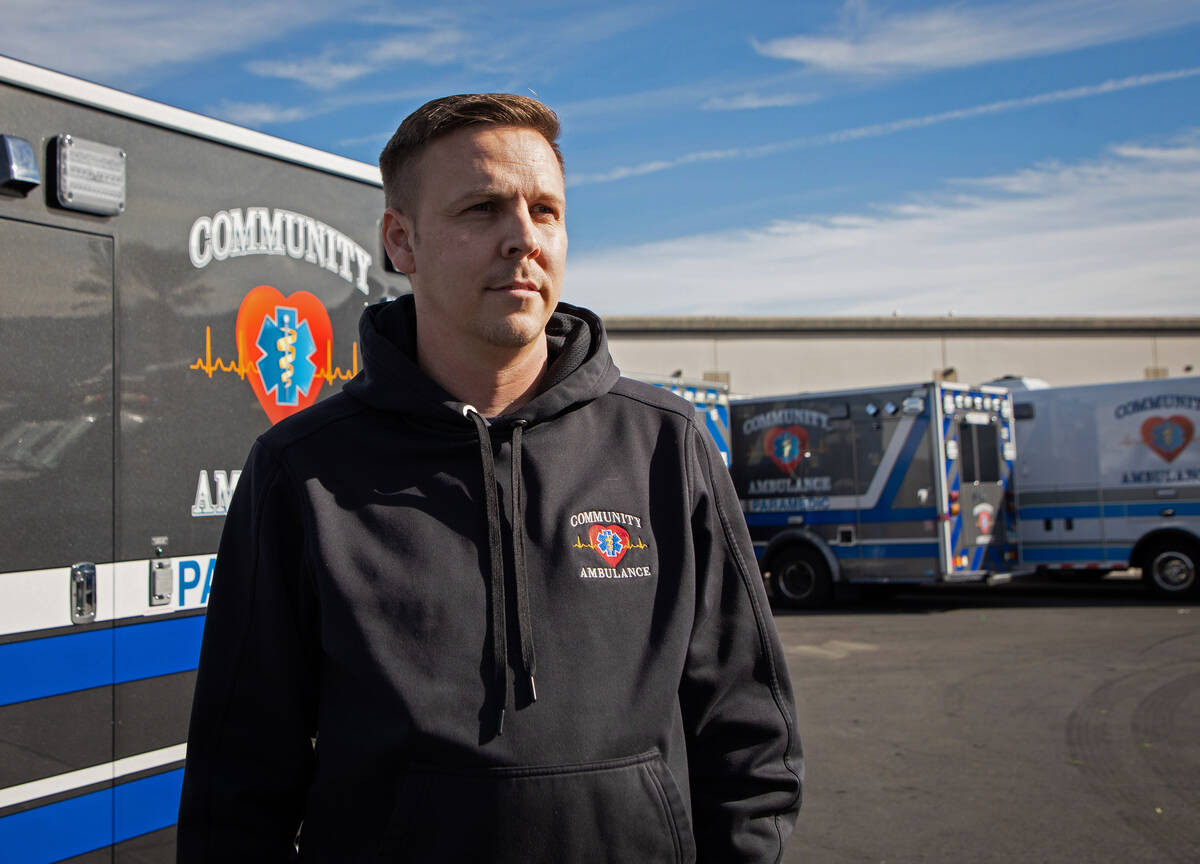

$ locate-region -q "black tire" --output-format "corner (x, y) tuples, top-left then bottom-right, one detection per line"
(769, 545), (833, 609)
(1142, 540), (1199, 600)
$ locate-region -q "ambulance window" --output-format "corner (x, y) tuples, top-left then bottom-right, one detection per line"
(959, 424), (1001, 484)
(959, 426), (977, 484)
(975, 423), (1001, 483)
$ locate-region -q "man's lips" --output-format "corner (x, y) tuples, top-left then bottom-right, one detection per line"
(487, 280), (540, 293)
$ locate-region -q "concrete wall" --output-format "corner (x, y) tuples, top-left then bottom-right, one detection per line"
(604, 318), (1200, 396)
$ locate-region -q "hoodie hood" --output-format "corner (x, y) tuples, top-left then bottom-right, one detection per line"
(343, 294), (620, 428)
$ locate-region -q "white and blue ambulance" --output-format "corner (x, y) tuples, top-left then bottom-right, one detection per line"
(731, 381), (1018, 607)
(1011, 376), (1200, 599)
(636, 374), (731, 465)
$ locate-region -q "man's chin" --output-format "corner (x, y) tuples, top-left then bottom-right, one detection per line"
(481, 313), (548, 349)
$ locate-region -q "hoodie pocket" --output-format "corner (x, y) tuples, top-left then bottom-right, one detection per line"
(378, 749), (695, 863)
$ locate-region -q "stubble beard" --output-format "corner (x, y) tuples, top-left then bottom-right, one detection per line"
(476, 308), (549, 349)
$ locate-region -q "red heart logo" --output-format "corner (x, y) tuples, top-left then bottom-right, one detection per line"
(588, 524), (630, 566)
(235, 285), (333, 425)
(764, 426), (808, 474)
(1141, 415), (1194, 463)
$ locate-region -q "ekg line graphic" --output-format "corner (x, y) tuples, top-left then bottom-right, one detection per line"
(190, 326), (359, 384)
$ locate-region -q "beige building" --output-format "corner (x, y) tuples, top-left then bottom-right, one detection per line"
(603, 316), (1200, 396)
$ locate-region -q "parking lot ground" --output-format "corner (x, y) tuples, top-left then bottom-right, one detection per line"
(775, 576), (1200, 864)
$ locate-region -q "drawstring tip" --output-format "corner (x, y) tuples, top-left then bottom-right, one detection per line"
(528, 675), (538, 703)
(496, 707), (506, 736)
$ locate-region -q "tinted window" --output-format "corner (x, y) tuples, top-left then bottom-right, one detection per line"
(959, 424), (977, 484)
(975, 423), (1001, 483)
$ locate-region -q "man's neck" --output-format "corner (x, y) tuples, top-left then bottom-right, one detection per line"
(416, 329), (550, 418)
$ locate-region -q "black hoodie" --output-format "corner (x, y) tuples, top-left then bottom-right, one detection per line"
(178, 297), (802, 863)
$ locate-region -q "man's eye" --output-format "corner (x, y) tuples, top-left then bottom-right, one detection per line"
(467, 202), (496, 213)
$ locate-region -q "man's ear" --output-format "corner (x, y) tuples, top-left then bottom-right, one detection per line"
(382, 207), (416, 274)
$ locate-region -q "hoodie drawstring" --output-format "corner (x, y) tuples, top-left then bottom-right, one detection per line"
(464, 408), (537, 736)
(510, 421), (538, 703)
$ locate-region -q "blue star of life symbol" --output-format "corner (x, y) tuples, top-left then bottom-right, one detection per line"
(1152, 420), (1184, 450)
(597, 529), (623, 558)
(774, 432), (799, 462)
(255, 305), (317, 406)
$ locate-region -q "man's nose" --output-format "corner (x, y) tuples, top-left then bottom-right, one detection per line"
(502, 207), (540, 259)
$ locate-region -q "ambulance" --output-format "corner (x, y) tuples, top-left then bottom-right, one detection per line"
(1010, 376), (1200, 599)
(731, 381), (1017, 607)
(0, 56), (408, 861)
(635, 374), (731, 465)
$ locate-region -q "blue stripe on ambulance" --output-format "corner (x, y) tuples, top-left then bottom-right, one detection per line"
(745, 507), (937, 527)
(0, 769), (184, 862)
(1019, 502), (1200, 520)
(0, 616), (205, 706)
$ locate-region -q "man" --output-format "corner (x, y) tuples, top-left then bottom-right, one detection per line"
(178, 94), (801, 862)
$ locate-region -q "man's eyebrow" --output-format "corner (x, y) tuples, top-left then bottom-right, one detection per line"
(446, 186), (565, 208)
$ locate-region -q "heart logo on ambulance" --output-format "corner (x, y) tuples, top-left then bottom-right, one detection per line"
(235, 285), (333, 424)
(1141, 415), (1194, 463)
(764, 426), (809, 474)
(588, 524), (630, 566)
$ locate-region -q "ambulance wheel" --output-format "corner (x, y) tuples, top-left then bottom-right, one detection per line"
(770, 546), (832, 609)
(1143, 540), (1199, 600)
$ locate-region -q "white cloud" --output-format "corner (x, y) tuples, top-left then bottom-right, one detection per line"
(755, 0), (1200, 77)
(249, 25), (469, 93)
(210, 101), (315, 125)
(565, 133), (1200, 317)
(246, 56), (373, 91)
(242, 5), (648, 94)
(567, 67), (1200, 186)
(702, 92), (820, 111)
(365, 29), (468, 64)
(0, 0), (354, 84)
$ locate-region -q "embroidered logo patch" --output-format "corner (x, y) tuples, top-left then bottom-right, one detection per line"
(764, 425), (808, 474)
(589, 524), (630, 566)
(568, 509), (652, 580)
(1141, 415), (1194, 463)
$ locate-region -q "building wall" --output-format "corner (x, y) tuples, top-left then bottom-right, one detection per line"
(604, 320), (1200, 396)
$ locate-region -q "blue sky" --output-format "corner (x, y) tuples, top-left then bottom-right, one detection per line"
(3, 0), (1199, 316)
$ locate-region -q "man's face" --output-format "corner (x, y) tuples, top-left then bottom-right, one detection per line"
(383, 125), (566, 353)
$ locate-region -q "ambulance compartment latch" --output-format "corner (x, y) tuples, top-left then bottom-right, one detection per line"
(150, 544), (173, 606)
(70, 562), (96, 624)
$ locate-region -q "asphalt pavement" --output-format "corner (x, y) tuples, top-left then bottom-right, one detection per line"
(775, 575), (1200, 864)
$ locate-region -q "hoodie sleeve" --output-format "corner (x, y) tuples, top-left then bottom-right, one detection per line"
(177, 439), (319, 861)
(680, 421), (803, 863)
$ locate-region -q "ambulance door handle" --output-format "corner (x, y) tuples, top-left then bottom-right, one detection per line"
(70, 562), (96, 624)
(1161, 508), (1176, 518)
(149, 559), (173, 606)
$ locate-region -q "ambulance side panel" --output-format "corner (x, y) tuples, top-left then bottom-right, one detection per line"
(1015, 378), (1200, 571)
(733, 385), (944, 585)
(0, 64), (404, 862)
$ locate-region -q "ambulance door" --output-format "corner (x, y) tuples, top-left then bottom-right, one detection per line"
(0, 218), (116, 860)
(955, 410), (1008, 571)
